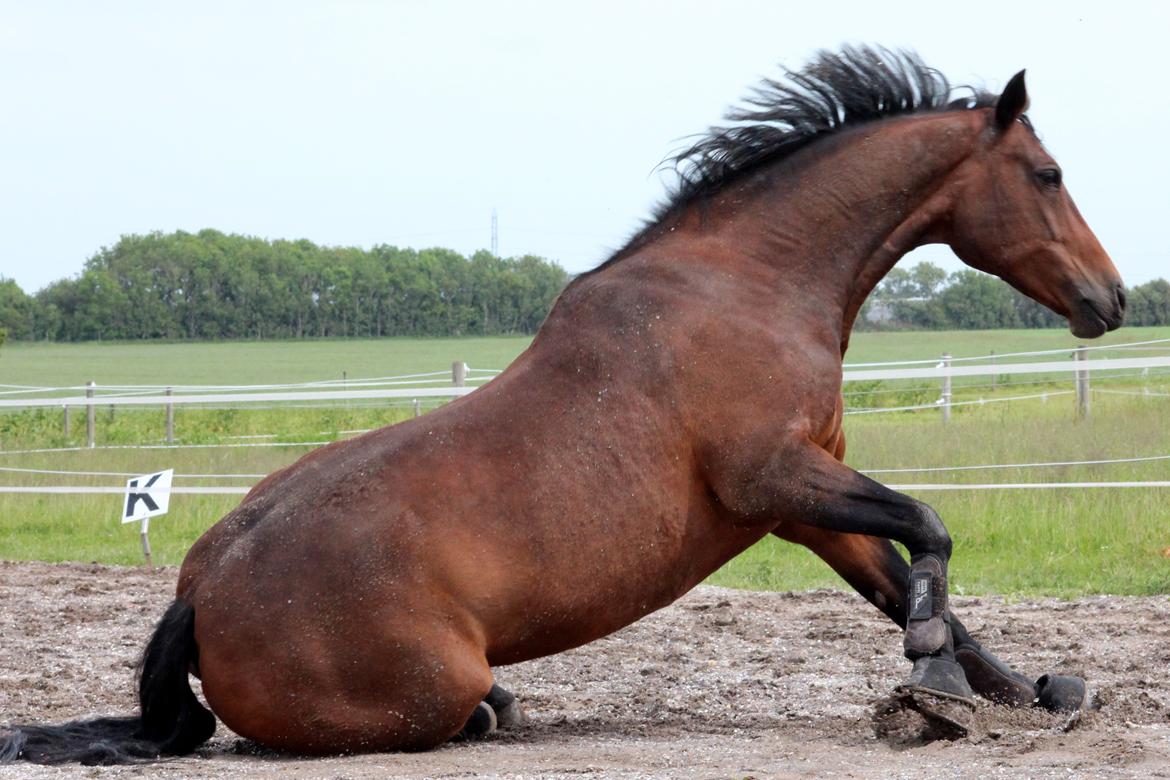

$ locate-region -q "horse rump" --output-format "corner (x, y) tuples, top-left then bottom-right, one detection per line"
(0, 599), (216, 765)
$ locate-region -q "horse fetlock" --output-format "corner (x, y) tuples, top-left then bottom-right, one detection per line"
(909, 502), (952, 559)
(903, 553), (948, 657)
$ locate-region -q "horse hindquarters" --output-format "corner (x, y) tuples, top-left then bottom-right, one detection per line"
(191, 599), (496, 754)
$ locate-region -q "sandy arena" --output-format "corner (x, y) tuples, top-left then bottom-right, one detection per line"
(1, 560), (1168, 778)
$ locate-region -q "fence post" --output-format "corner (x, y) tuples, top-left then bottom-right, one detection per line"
(941, 353), (952, 425)
(86, 381), (96, 448)
(413, 399), (421, 417)
(1075, 345), (1090, 419)
(989, 350), (996, 391)
(165, 387), (175, 444)
(63, 404), (71, 438)
(452, 361), (467, 387)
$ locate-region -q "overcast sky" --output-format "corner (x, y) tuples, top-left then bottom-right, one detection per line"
(2, 1), (1166, 294)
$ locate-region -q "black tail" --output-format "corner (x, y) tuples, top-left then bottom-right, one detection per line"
(0, 600), (216, 765)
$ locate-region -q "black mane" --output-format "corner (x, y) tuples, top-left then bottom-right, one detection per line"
(597, 46), (1008, 270)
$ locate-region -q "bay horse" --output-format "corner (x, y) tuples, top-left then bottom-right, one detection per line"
(1, 46), (1124, 764)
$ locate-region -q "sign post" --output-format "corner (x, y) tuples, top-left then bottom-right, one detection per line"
(122, 469), (173, 567)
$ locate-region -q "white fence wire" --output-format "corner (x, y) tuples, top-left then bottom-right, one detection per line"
(841, 337), (1170, 367)
(5, 482), (1169, 495)
(6, 451), (1167, 481)
(0, 355), (1167, 411)
(2, 342), (1168, 495)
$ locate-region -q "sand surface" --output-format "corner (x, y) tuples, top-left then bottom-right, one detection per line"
(2, 560), (1168, 778)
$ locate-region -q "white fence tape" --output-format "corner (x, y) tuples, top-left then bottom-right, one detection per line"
(2, 355), (1168, 411)
(2, 450), (1166, 481)
(0, 368), (504, 398)
(1, 349), (1167, 497)
(1094, 388), (1170, 398)
(842, 355), (1170, 382)
(862, 453), (1170, 474)
(845, 390), (1074, 415)
(0, 486), (251, 495)
(0, 442), (333, 456)
(889, 482), (1170, 490)
(2, 451), (1160, 481)
(0, 466), (267, 478)
(3, 481), (1169, 496)
(0, 385), (479, 410)
(841, 337), (1170, 367)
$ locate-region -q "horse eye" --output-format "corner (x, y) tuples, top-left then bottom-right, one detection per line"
(1036, 167), (1062, 188)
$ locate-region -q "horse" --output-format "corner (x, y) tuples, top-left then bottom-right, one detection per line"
(0, 46), (1124, 764)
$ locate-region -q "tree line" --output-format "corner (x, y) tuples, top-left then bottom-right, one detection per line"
(0, 230), (569, 341)
(858, 263), (1170, 331)
(1, 237), (1167, 343)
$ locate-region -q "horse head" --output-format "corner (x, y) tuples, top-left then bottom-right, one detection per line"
(939, 71), (1125, 338)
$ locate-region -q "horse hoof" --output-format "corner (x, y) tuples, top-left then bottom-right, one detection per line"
(1034, 674), (1092, 714)
(874, 688), (974, 743)
(905, 655), (976, 704)
(454, 701), (497, 741)
(873, 656), (977, 743)
(485, 684), (526, 730)
(494, 699), (526, 730)
(901, 688), (973, 739)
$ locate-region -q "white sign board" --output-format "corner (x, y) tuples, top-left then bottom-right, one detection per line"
(122, 469), (174, 523)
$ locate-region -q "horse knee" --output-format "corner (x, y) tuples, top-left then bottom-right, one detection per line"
(908, 501), (951, 560)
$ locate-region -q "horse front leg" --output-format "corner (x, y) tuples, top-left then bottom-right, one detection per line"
(716, 445), (975, 720)
(774, 524), (1088, 713)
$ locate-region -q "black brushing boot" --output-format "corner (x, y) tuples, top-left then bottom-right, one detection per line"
(951, 623), (1091, 713)
(891, 554), (975, 738)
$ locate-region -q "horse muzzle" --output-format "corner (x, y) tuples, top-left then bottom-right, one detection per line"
(1068, 282), (1126, 339)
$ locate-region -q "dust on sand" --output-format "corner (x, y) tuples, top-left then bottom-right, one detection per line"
(1, 560), (1168, 778)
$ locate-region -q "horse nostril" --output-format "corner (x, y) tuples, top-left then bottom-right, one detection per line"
(1116, 285), (1127, 312)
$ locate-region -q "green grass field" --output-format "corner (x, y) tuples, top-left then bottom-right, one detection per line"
(0, 336), (534, 391)
(1, 328), (1168, 597)
(3, 327), (1169, 387)
(710, 392), (1170, 597)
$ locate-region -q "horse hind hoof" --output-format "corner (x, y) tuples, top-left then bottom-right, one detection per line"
(485, 683), (526, 730)
(493, 699), (526, 730)
(454, 701), (497, 741)
(1034, 674), (1093, 715)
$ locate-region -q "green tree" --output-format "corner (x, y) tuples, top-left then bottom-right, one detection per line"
(33, 230), (569, 341)
(876, 261), (947, 301)
(911, 262), (948, 298)
(937, 270), (1021, 329)
(0, 277), (34, 339)
(868, 262), (949, 329)
(1127, 279), (1170, 326)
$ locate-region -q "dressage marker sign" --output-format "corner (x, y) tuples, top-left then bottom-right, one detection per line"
(122, 469), (173, 566)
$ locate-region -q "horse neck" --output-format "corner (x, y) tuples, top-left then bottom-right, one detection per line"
(672, 112), (982, 354)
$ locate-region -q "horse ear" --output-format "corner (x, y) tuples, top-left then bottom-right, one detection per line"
(994, 70), (1029, 130)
